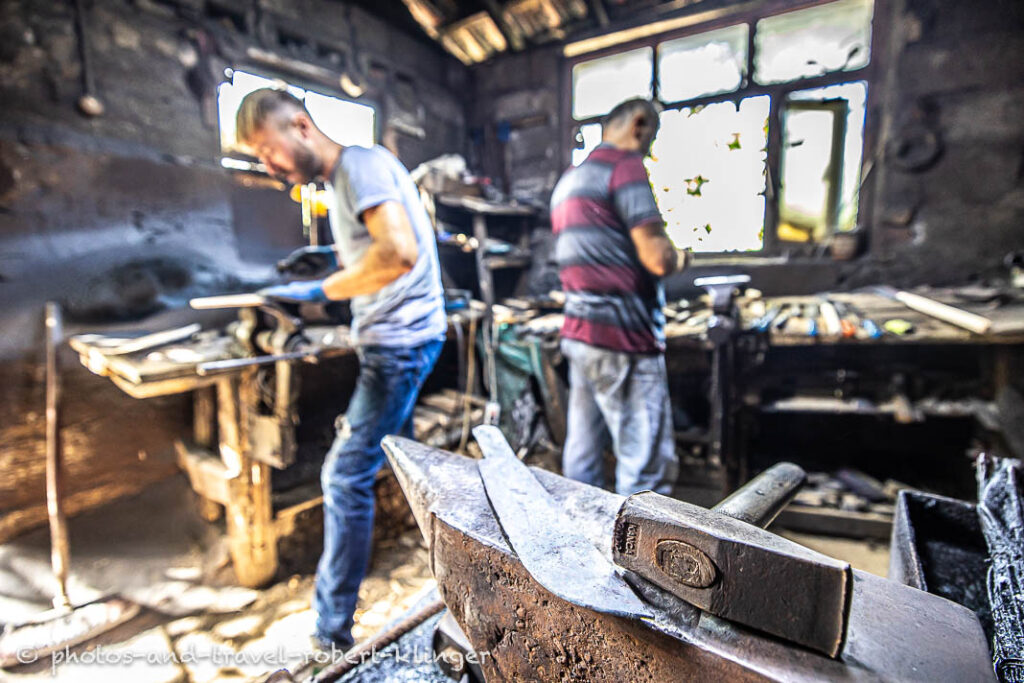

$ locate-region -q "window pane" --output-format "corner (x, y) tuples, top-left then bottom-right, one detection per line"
(778, 107), (837, 241)
(572, 47), (653, 120)
(571, 122), (603, 166)
(658, 24), (748, 103)
(304, 91), (375, 148)
(218, 71), (375, 155)
(781, 81), (867, 239)
(754, 0), (873, 85)
(647, 96), (769, 252)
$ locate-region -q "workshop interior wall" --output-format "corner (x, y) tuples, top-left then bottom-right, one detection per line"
(468, 0), (1024, 293)
(0, 0), (468, 540)
(469, 45), (564, 205)
(852, 0), (1024, 287)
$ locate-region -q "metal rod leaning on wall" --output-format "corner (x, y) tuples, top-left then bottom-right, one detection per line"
(45, 302), (72, 609)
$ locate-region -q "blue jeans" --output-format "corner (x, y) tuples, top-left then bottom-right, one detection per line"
(560, 338), (678, 496)
(314, 338), (444, 646)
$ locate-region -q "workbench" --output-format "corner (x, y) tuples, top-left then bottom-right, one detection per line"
(68, 306), (487, 587)
(69, 323), (355, 587)
(512, 288), (1024, 536)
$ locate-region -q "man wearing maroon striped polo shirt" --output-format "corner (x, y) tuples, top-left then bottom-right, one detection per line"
(551, 98), (687, 495)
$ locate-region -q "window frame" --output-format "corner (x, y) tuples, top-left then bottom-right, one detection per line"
(561, 0), (887, 258)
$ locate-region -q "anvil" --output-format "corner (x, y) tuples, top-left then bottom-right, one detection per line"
(382, 435), (994, 682)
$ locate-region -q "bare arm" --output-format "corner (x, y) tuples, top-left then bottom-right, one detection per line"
(630, 221), (682, 278)
(321, 200), (418, 299)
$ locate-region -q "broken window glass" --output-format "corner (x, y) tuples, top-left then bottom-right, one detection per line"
(572, 47), (653, 120)
(754, 0), (873, 85)
(571, 122), (603, 166)
(778, 81), (866, 242)
(658, 24), (748, 103)
(647, 96), (769, 252)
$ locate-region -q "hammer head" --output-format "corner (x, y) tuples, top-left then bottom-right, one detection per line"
(614, 491), (851, 658)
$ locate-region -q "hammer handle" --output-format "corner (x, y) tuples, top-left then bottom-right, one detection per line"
(712, 462), (806, 528)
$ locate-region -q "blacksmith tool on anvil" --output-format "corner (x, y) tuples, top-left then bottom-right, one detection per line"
(382, 429), (994, 681)
(475, 425), (842, 656)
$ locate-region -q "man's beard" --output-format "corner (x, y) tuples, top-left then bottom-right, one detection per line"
(277, 143), (320, 184)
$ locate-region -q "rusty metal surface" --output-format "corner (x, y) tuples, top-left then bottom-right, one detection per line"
(473, 425), (652, 619)
(381, 436), (995, 682)
(614, 490), (850, 657)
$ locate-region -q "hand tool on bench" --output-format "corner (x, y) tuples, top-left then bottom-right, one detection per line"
(828, 299), (859, 338)
(749, 304), (782, 332)
(837, 299), (883, 339)
(473, 425), (850, 657)
(772, 303), (796, 331)
(189, 293), (321, 375)
(818, 297), (842, 337)
(870, 285), (993, 334)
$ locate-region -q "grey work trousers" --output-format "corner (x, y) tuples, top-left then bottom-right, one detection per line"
(560, 337), (679, 495)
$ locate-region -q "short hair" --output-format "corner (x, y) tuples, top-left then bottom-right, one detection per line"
(602, 98), (661, 133)
(235, 88), (309, 144)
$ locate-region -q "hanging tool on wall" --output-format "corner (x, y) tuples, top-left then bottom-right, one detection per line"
(72, 0), (103, 117)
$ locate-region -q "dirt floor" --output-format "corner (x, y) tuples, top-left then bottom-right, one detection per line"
(0, 474), (891, 682)
(0, 475), (434, 682)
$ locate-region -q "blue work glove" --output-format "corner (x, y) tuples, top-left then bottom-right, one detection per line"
(259, 279), (328, 303)
(276, 246), (340, 276)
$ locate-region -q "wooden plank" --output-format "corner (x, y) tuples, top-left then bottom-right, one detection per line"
(218, 371), (278, 587)
(275, 494), (324, 537)
(71, 326), (354, 396)
(772, 506), (892, 540)
(190, 387), (222, 522)
(193, 387), (217, 449)
(420, 392), (461, 415)
(69, 324), (201, 356)
(109, 373), (218, 399)
(174, 440), (231, 506)
(440, 388), (487, 408)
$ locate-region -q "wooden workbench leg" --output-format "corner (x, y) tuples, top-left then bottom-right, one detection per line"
(217, 374), (277, 587)
(192, 386), (223, 522)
